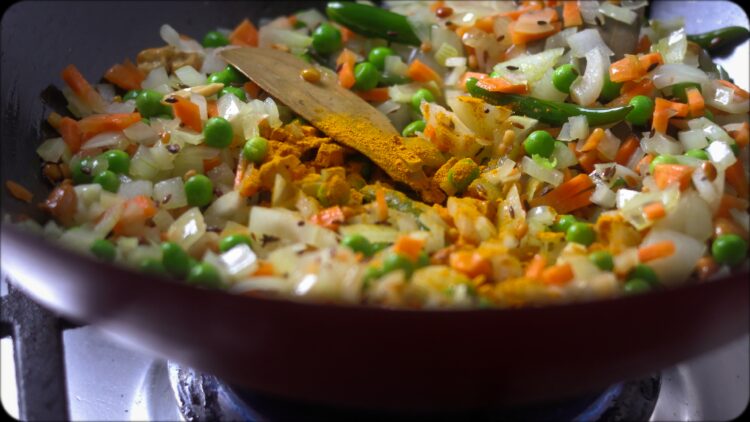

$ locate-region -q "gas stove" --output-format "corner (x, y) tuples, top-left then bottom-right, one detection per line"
(1, 278), (748, 421)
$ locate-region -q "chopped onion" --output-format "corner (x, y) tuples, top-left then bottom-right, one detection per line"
(650, 28), (687, 64)
(141, 67), (171, 94)
(444, 64), (467, 87)
(118, 179), (153, 199)
(691, 166), (721, 208)
(153, 177), (187, 209)
(175, 66), (207, 87)
(545, 27), (577, 50)
(492, 48), (565, 85)
(152, 208), (174, 231)
(590, 182), (617, 208)
(36, 137), (69, 162)
(650, 63), (708, 89)
(705, 140), (737, 171)
(217, 92), (243, 121)
(521, 156), (563, 187)
(641, 131), (683, 155)
(123, 121), (159, 145)
(129, 145), (160, 180)
(484, 158), (518, 185)
(570, 48), (608, 106)
(105, 100), (136, 114)
(530, 68), (568, 102)
(200, 46), (233, 74)
(248, 206), (303, 243)
(653, 190), (713, 242)
(597, 129), (621, 160)
(160, 24), (202, 53)
(578, 1), (604, 25)
(167, 207), (206, 250)
(384, 55), (409, 77)
(730, 208), (750, 233)
(702, 80), (750, 114)
(205, 191), (249, 228)
(220, 243), (259, 279)
(566, 29), (614, 58)
(431, 25), (464, 62)
(678, 129), (709, 150)
(598, 2), (637, 24)
(552, 140), (578, 169)
(569, 115), (589, 141)
(81, 131), (125, 151)
(190, 93), (208, 121)
(294, 8), (326, 29)
(641, 229), (706, 286)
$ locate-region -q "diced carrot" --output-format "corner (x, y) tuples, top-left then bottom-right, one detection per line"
(47, 112), (63, 130)
(5, 181), (33, 203)
(394, 236), (426, 262)
(695, 256), (719, 281)
(243, 81), (261, 99)
(609, 55), (643, 83)
(104, 59), (145, 91)
(636, 35), (652, 54)
(458, 72), (489, 90)
(643, 202), (666, 220)
(475, 15), (496, 33)
(376, 188), (388, 221)
(579, 128), (605, 153)
(530, 173), (595, 213)
(652, 97), (689, 133)
(508, 19), (561, 45)
(207, 100), (218, 118)
(78, 112), (142, 141)
(229, 18), (259, 46)
(716, 194), (749, 218)
(336, 49), (357, 89)
(498, 2), (544, 20)
(476, 77), (529, 94)
(429, 1), (445, 12)
(407, 59), (442, 84)
(337, 24), (355, 43)
(253, 261), (275, 276)
(518, 7), (559, 23)
(61, 64), (105, 111)
(546, 0), (559, 7)
(726, 159), (748, 199)
(606, 78), (655, 107)
(355, 87), (390, 102)
(203, 155), (222, 173)
(717, 80), (750, 99)
(59, 117), (83, 153)
(578, 150), (598, 173)
(637, 52), (664, 73)
(615, 135), (639, 166)
(525, 254), (547, 280)
(449, 250), (493, 279)
(233, 155), (247, 190)
(652, 164), (694, 190)
(541, 263), (574, 285)
(635, 154), (653, 175)
(172, 97), (202, 133)
(638, 240), (676, 262)
(729, 122), (749, 147)
(562, 0), (583, 27)
(113, 195), (157, 236)
(310, 206), (346, 231)
(685, 87), (704, 117)
(423, 124), (436, 141)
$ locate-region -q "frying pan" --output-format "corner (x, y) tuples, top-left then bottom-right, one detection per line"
(1, 0), (748, 412)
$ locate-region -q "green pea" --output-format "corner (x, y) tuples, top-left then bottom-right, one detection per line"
(224, 65), (247, 84)
(623, 278), (651, 295)
(293, 19), (307, 29)
(566, 222), (596, 246)
(382, 252), (415, 277)
(90, 239), (116, 261)
(93, 170), (120, 193)
(649, 154), (679, 173)
(72, 157), (95, 184)
(626, 95), (654, 126)
(203, 117), (234, 148)
(219, 86), (247, 101)
(207, 70), (233, 85)
(202, 30), (229, 48)
(589, 250), (614, 271)
(685, 149), (709, 160)
(447, 158), (480, 193)
(523, 130), (556, 158)
(368, 46), (395, 70)
(411, 88), (435, 112)
(402, 120), (426, 137)
(161, 242), (192, 278)
(369, 241), (390, 254)
(552, 215), (577, 233)
(627, 264), (659, 286)
(187, 262), (223, 288)
(416, 250), (430, 268)
(600, 72), (623, 102)
(378, 73), (411, 86)
(298, 51), (313, 63)
(730, 142), (740, 157)
(669, 82), (701, 103)
(704, 109), (714, 121)
(140, 258), (167, 275)
(353, 62), (379, 91)
(184, 174), (214, 207)
(362, 265), (383, 287)
(242, 136), (269, 163)
(552, 64), (579, 94)
(123, 90), (140, 101)
(341, 233), (373, 256)
(136, 89), (171, 118)
(712, 234), (748, 267)
(219, 234), (253, 253)
(311, 23), (342, 55)
(101, 149), (131, 174)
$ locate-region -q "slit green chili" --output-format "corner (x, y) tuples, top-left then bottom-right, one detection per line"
(326, 2), (421, 46)
(688, 26), (750, 52)
(465, 78), (633, 126)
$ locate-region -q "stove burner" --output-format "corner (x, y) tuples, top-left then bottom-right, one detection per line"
(168, 362), (660, 421)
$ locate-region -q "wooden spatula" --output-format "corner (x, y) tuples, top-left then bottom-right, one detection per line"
(220, 47), (445, 204)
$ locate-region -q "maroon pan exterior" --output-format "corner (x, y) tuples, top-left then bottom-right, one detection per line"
(1, 0), (748, 412)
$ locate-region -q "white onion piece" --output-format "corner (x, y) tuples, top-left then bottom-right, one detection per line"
(650, 64), (708, 89)
(105, 100), (136, 114)
(521, 156), (563, 187)
(167, 207), (206, 250)
(569, 115), (589, 141)
(294, 8), (326, 29)
(445, 64), (467, 87)
(492, 48), (565, 85)
(221, 243), (259, 279)
(484, 159), (517, 185)
(691, 166), (721, 210)
(175, 66), (207, 87)
(530, 68), (568, 102)
(597, 129), (621, 160)
(36, 137), (69, 162)
(654, 190), (713, 242)
(641, 132), (683, 155)
(118, 180), (153, 199)
(160, 24), (203, 53)
(93, 202), (124, 238)
(201, 47), (233, 74)
(570, 48), (608, 106)
(730, 208), (750, 232)
(578, 1), (604, 25)
(591, 183), (617, 208)
(650, 28), (687, 64)
(545, 27), (577, 50)
(678, 129), (709, 150)
(217, 93), (243, 120)
(376, 99), (401, 116)
(190, 93), (208, 121)
(687, 117), (735, 144)
(130, 145), (159, 180)
(445, 56), (467, 67)
(153, 177), (187, 209)
(567, 29), (614, 58)
(123, 121), (159, 145)
(384, 55), (409, 77)
(702, 80), (750, 114)
(141, 67), (170, 92)
(248, 206), (302, 243)
(598, 2), (637, 24)
(706, 141), (737, 171)
(95, 84), (116, 102)
(81, 131), (126, 150)
(552, 141), (578, 169)
(431, 25), (464, 58)
(641, 229), (706, 286)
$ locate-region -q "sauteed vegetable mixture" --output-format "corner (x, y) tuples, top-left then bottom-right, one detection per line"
(12, 1), (749, 308)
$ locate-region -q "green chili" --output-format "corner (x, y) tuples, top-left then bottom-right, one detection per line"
(326, 2), (421, 46)
(465, 78), (633, 126)
(687, 26), (750, 52)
